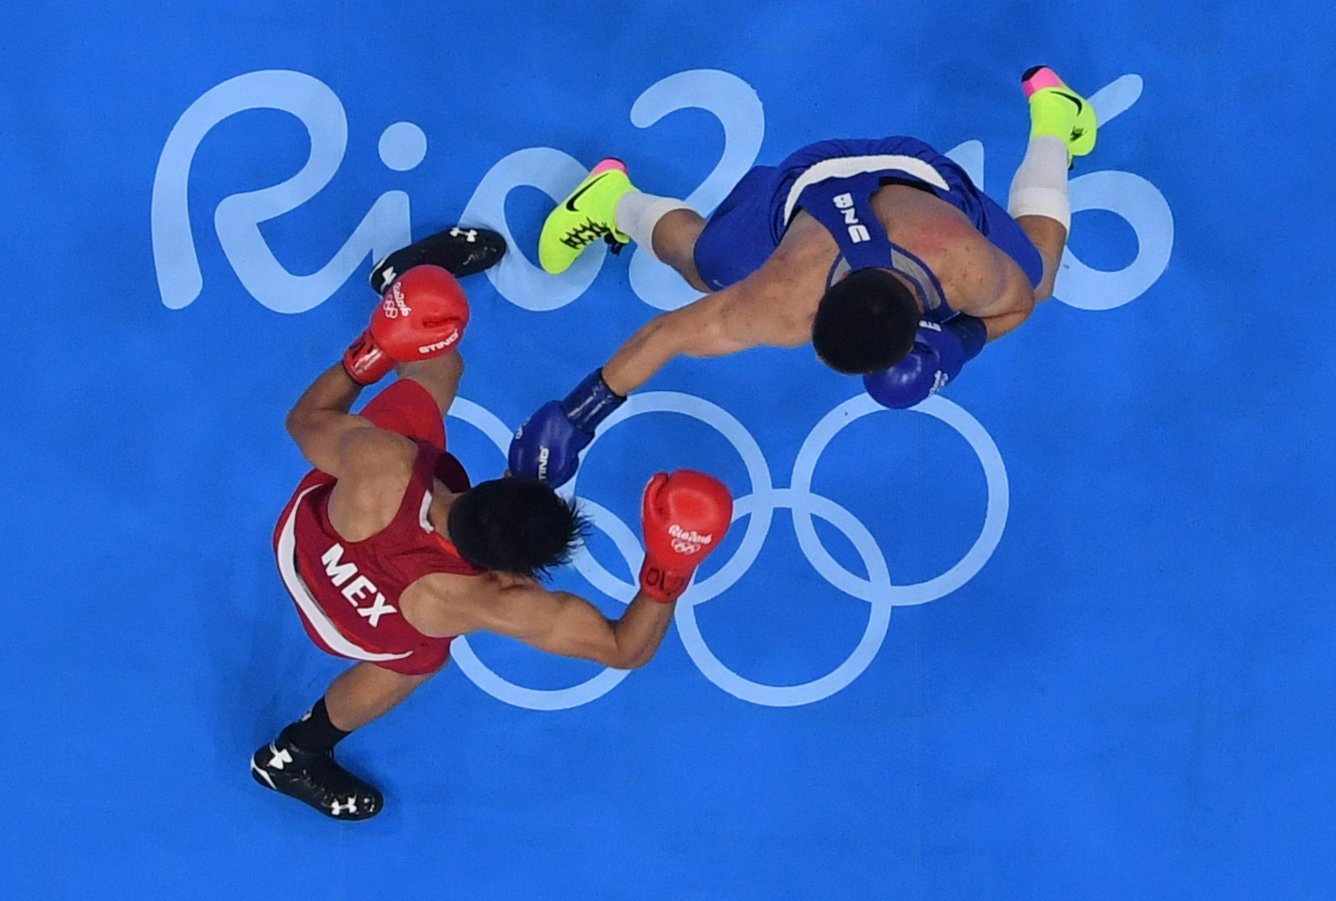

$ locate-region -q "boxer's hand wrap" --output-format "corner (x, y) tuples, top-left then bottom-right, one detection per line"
(507, 369), (625, 486)
(638, 470), (734, 603)
(342, 265), (470, 385)
(863, 314), (987, 409)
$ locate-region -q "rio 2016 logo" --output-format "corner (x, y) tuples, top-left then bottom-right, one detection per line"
(151, 67), (1172, 317)
(153, 68), (1174, 710)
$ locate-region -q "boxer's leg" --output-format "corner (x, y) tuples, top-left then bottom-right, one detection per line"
(322, 661), (434, 731)
(538, 159), (635, 274)
(251, 662), (438, 820)
(1014, 212), (1067, 302)
(1008, 66), (1098, 301)
(618, 199), (710, 291)
(538, 159), (699, 284)
(369, 225), (506, 292)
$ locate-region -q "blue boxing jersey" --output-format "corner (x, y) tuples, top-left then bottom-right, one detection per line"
(691, 136), (1044, 320)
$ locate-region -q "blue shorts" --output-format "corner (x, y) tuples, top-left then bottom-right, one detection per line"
(692, 136), (1044, 291)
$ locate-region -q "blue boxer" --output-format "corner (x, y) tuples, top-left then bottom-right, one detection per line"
(515, 68), (1100, 488)
(693, 136), (1044, 305)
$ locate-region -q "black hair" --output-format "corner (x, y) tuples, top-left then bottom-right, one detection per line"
(811, 268), (920, 374)
(447, 478), (587, 578)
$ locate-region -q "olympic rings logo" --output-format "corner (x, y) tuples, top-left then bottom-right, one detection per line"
(445, 389), (1007, 710)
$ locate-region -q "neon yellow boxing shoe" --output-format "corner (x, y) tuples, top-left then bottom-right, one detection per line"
(538, 158), (637, 274)
(1022, 66), (1097, 165)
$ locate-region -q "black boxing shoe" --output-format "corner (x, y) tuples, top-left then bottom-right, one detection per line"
(370, 225), (506, 292)
(250, 736), (383, 820)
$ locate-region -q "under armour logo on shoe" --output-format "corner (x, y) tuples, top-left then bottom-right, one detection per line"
(330, 798), (359, 816)
(449, 227), (478, 242)
(268, 746), (294, 770)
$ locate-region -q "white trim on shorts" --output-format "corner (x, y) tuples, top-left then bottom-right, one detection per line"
(276, 487), (413, 664)
(418, 490), (434, 532)
(782, 154), (952, 225)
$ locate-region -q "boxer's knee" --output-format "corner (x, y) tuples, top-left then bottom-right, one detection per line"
(652, 209), (710, 291)
(324, 661), (438, 731)
(1015, 214), (1066, 302)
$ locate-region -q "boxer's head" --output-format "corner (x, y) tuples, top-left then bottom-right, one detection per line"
(812, 268), (919, 374)
(448, 478), (587, 578)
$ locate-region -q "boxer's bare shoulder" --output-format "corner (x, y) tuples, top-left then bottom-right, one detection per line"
(723, 213), (840, 346)
(396, 568), (489, 638)
(870, 185), (1019, 318)
(399, 569), (555, 642)
(325, 427), (418, 542)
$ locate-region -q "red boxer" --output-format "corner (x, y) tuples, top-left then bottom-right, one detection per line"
(252, 229), (734, 821)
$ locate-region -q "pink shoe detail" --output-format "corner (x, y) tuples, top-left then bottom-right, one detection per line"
(1022, 66), (1066, 98)
(589, 158), (628, 175)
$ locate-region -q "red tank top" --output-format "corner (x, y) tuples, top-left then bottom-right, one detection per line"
(284, 445), (480, 658)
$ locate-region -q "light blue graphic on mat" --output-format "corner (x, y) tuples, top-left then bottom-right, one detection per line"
(1, 0), (1331, 898)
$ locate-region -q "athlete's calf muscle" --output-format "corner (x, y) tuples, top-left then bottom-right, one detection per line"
(651, 207), (710, 291)
(1014, 214), (1067, 301)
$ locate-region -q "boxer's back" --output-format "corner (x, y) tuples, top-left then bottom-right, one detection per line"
(277, 441), (479, 662)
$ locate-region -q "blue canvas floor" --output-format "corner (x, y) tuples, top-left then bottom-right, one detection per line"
(2, 1), (1333, 897)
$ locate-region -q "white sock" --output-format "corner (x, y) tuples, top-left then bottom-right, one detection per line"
(614, 191), (695, 259)
(1007, 136), (1071, 231)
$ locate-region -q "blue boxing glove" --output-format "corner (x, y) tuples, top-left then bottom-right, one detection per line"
(863, 315), (987, 409)
(508, 369), (625, 486)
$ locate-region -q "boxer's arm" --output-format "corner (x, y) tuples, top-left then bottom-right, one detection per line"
(965, 246), (1038, 342)
(286, 364), (372, 474)
(979, 261), (1038, 340)
(601, 291), (749, 395)
(602, 224), (825, 394)
(288, 265), (469, 474)
(465, 470), (729, 662)
(863, 282), (1030, 410)
(601, 270), (805, 395)
(980, 306), (1033, 341)
(433, 578), (675, 669)
(286, 364), (413, 478)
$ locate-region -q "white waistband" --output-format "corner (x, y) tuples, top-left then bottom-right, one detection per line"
(782, 154), (951, 225)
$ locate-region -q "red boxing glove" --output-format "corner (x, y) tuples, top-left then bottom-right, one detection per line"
(342, 265), (470, 385)
(638, 470), (734, 603)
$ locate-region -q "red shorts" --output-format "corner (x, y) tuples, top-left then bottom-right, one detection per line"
(275, 379), (459, 676)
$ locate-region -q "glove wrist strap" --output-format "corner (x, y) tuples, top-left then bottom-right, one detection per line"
(560, 369), (626, 433)
(342, 333), (392, 385)
(941, 314), (987, 362)
(638, 557), (686, 603)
